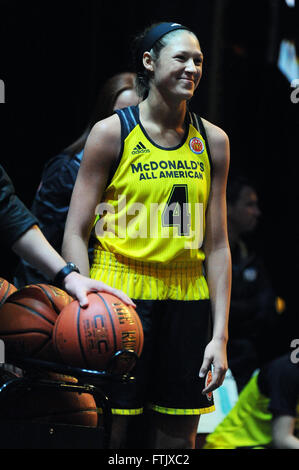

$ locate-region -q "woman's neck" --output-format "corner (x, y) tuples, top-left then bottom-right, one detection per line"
(140, 92), (187, 130)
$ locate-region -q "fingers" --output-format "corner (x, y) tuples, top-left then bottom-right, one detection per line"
(199, 353), (211, 378)
(63, 273), (136, 308)
(201, 366), (227, 395)
(198, 339), (228, 395)
(77, 294), (89, 308)
(89, 281), (136, 307)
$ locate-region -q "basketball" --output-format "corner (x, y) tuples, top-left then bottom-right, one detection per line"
(0, 284), (73, 361)
(0, 277), (17, 306)
(23, 283), (74, 314)
(0, 370), (98, 427)
(53, 292), (144, 372)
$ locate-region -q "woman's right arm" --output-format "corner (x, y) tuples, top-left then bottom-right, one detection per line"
(62, 114), (120, 276)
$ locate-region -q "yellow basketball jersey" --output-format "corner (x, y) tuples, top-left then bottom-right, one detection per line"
(93, 106), (211, 264)
(90, 106), (212, 300)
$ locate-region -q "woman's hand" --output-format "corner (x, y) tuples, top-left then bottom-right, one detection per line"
(199, 338), (228, 394)
(62, 271), (136, 308)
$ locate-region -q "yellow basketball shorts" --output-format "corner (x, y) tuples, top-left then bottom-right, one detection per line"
(90, 247), (210, 301)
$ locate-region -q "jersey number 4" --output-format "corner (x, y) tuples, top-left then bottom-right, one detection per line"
(162, 184), (191, 236)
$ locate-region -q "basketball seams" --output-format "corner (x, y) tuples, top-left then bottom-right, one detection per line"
(52, 310), (66, 362)
(6, 300), (56, 326)
(35, 284), (60, 315)
(0, 329), (51, 336)
(28, 336), (53, 358)
(76, 303), (89, 368)
(0, 283), (75, 362)
(1, 331), (52, 360)
(53, 293), (144, 371)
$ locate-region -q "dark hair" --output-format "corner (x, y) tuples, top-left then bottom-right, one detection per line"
(226, 174), (256, 204)
(64, 72), (137, 157)
(132, 22), (194, 99)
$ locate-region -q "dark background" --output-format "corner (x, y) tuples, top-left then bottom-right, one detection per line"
(0, 1), (298, 329)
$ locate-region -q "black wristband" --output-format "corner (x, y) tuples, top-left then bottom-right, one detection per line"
(54, 262), (80, 288)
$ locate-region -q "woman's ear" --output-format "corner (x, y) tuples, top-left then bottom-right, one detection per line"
(142, 52), (154, 73)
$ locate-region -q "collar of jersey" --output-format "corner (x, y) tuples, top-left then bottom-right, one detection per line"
(134, 105), (191, 152)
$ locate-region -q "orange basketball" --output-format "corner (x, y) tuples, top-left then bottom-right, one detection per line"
(0, 284), (72, 361)
(23, 283), (74, 314)
(0, 277), (17, 306)
(0, 370), (98, 427)
(53, 292), (144, 372)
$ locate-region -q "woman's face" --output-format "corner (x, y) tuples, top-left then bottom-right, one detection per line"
(148, 31), (203, 101)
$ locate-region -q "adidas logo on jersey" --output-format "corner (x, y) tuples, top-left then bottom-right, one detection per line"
(131, 141), (150, 155)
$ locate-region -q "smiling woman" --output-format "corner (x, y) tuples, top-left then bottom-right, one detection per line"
(133, 23), (203, 104)
(144, 34), (203, 106)
(62, 21), (231, 449)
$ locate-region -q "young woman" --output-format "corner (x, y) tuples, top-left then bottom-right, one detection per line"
(62, 22), (231, 449)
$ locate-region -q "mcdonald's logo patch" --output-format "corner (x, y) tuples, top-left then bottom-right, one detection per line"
(189, 137), (204, 154)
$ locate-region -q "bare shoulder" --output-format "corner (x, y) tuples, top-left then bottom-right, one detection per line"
(85, 114), (121, 164)
(201, 118), (230, 170)
(202, 118), (229, 151)
(91, 113), (121, 139)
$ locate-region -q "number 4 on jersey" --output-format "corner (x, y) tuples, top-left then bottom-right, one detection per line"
(162, 184), (191, 236)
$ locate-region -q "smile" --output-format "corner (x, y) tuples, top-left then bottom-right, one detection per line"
(180, 78), (194, 84)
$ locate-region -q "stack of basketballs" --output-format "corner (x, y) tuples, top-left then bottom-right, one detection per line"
(0, 276), (144, 427)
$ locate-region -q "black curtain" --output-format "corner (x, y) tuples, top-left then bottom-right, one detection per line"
(0, 0), (213, 205)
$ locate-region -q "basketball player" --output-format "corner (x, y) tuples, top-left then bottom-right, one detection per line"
(62, 22), (232, 449)
(0, 163), (134, 308)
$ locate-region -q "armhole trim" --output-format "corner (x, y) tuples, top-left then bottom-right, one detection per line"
(105, 106), (139, 187)
(189, 112), (213, 175)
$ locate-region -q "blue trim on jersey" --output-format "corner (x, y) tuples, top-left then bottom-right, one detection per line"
(108, 106), (213, 187)
(189, 112), (213, 175)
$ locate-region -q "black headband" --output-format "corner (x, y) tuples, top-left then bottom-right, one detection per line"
(139, 22), (189, 60)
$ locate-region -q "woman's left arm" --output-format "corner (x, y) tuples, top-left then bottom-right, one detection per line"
(199, 122), (232, 394)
